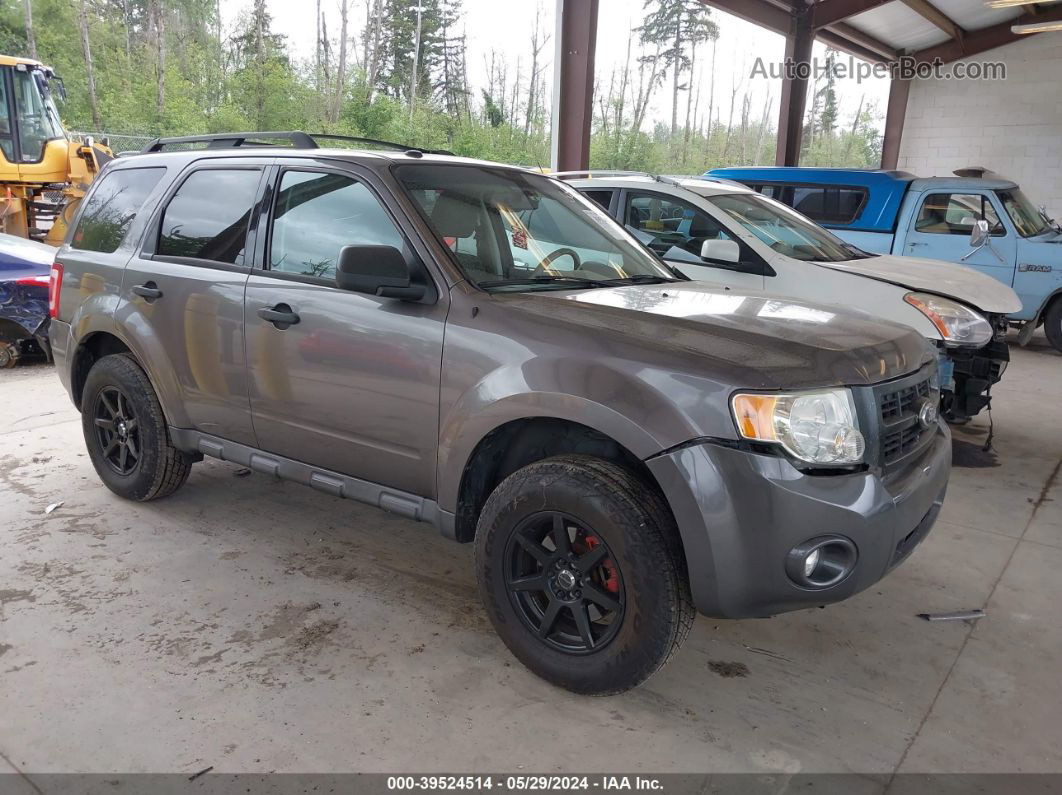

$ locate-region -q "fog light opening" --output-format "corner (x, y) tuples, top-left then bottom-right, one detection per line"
(786, 536), (858, 589)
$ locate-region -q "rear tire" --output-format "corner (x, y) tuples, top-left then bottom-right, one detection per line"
(82, 353), (193, 501)
(0, 341), (18, 368)
(475, 455), (694, 695)
(1044, 298), (1062, 353)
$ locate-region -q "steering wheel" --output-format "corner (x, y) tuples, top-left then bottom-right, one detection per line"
(533, 247), (582, 274)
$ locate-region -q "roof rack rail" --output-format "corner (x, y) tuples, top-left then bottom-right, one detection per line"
(551, 170), (656, 180)
(551, 170), (693, 188)
(140, 131), (454, 156)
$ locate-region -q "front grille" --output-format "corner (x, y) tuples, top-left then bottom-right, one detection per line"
(881, 422), (925, 461)
(880, 378), (931, 422)
(869, 366), (938, 469)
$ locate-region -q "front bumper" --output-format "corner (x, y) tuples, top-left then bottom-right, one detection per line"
(647, 423), (951, 619)
(940, 329), (1009, 421)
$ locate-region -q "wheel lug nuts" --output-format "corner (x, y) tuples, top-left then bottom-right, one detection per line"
(573, 589), (582, 598)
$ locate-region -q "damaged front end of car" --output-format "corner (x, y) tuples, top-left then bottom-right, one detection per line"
(939, 313), (1010, 422)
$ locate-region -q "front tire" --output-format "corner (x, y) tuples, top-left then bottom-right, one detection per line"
(475, 455), (694, 695)
(82, 353), (193, 501)
(1044, 298), (1062, 353)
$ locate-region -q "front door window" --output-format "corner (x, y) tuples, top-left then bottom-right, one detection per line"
(624, 191), (734, 263)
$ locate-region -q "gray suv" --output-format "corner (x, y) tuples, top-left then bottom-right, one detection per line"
(48, 133), (951, 694)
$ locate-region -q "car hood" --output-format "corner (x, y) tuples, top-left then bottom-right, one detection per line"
(526, 283), (932, 390)
(818, 254), (1022, 314)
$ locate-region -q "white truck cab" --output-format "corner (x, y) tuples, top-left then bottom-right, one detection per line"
(559, 173), (1022, 421)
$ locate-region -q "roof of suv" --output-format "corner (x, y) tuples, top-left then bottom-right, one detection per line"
(116, 146), (524, 172)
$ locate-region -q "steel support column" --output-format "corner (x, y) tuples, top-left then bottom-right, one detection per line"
(880, 77), (910, 170)
(550, 0), (599, 172)
(775, 3), (815, 166)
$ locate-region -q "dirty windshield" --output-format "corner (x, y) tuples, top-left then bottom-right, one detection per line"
(396, 164), (679, 291)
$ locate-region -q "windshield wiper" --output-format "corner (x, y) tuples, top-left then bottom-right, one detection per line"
(480, 275), (609, 289)
(482, 273), (684, 290)
(596, 274), (684, 285)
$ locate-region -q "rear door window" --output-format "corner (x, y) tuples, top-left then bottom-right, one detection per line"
(581, 189), (614, 212)
(788, 186), (865, 224)
(71, 167), (166, 253)
(157, 168), (263, 264)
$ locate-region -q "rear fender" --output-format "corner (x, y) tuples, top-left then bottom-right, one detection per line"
(72, 293), (192, 428)
(0, 285), (46, 340)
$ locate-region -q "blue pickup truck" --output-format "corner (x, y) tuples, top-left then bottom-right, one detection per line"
(708, 167), (1062, 352)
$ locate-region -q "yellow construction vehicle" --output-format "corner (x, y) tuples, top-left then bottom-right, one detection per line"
(0, 55), (112, 245)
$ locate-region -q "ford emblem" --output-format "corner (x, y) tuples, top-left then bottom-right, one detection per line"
(918, 399), (938, 429)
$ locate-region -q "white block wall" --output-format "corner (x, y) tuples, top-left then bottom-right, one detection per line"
(897, 33), (1062, 219)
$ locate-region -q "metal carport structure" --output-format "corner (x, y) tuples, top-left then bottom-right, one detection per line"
(551, 0), (1062, 171)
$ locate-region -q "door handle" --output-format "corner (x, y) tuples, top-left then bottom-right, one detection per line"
(258, 304), (300, 329)
(131, 282), (162, 302)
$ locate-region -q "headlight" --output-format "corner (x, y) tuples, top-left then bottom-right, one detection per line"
(904, 292), (992, 347)
(731, 388), (865, 465)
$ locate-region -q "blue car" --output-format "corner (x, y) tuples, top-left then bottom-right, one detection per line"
(0, 232), (55, 367)
(708, 166), (1062, 352)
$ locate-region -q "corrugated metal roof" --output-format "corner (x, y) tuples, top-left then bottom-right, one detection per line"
(822, 0), (1043, 52)
(929, 0), (1024, 32)
(845, 3), (951, 52)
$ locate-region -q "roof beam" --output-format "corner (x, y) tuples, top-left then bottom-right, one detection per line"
(914, 2), (1062, 62)
(699, 0), (896, 63)
(898, 0), (964, 41)
(822, 21), (898, 60)
(811, 0), (890, 29)
(696, 0), (789, 35)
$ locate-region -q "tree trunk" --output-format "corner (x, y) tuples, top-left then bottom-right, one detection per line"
(670, 23), (680, 138)
(754, 93), (771, 164)
(843, 93), (864, 162)
(154, 0), (167, 124)
(703, 38), (716, 164)
(316, 0), (322, 93)
(77, 0), (102, 131)
(123, 0), (132, 60)
(24, 0), (37, 60)
(333, 0), (348, 124)
(408, 2), (423, 119)
(682, 45), (697, 165)
(252, 0), (264, 127)
(721, 74), (738, 162)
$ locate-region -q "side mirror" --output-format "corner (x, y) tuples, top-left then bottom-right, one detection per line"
(335, 245), (426, 301)
(969, 219), (989, 248)
(700, 238), (741, 264)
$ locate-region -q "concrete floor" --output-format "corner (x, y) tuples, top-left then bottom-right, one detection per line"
(1, 333), (1060, 777)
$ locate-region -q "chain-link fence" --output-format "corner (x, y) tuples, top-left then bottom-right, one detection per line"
(70, 131), (157, 155)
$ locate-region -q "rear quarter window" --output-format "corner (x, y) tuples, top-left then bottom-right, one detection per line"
(71, 167), (166, 253)
(752, 183), (866, 225)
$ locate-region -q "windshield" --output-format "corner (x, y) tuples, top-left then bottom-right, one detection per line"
(708, 193), (855, 262)
(395, 164), (678, 291)
(13, 69), (65, 162)
(997, 188), (1053, 237)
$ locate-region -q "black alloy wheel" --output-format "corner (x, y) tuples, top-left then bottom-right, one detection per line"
(504, 511), (625, 654)
(92, 385), (142, 476)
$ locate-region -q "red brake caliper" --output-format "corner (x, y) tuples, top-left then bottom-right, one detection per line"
(584, 535), (620, 594)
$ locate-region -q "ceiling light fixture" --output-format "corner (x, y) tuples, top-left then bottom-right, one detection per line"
(1011, 19), (1062, 33)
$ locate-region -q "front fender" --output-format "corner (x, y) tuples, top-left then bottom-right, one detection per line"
(436, 375), (674, 514)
